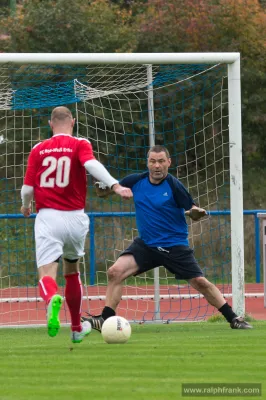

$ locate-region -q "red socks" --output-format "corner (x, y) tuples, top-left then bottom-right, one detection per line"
(39, 273), (83, 332)
(65, 273), (83, 332)
(39, 276), (58, 305)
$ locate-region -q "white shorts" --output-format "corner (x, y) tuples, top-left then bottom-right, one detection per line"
(35, 209), (90, 268)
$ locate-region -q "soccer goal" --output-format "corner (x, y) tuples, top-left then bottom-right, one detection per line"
(0, 53), (244, 327)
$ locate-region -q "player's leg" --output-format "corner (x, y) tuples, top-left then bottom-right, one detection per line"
(63, 259), (91, 343)
(189, 276), (252, 329)
(105, 254), (139, 311)
(63, 211), (90, 343)
(81, 255), (139, 332)
(39, 262), (63, 338)
(82, 237), (158, 332)
(104, 238), (161, 314)
(35, 210), (65, 337)
(188, 276), (236, 320)
(163, 244), (252, 329)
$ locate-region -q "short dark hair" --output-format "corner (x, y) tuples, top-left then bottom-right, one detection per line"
(147, 145), (170, 158)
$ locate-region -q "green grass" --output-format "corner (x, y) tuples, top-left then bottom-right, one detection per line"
(0, 322), (265, 400)
(207, 313), (256, 323)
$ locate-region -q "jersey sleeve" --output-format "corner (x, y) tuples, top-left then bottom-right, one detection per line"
(119, 173), (147, 189)
(24, 149), (38, 186)
(78, 139), (96, 165)
(169, 176), (195, 210)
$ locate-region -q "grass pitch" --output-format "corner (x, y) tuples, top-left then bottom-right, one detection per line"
(0, 321), (265, 400)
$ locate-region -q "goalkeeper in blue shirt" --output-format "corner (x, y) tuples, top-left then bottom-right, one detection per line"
(82, 145), (252, 330)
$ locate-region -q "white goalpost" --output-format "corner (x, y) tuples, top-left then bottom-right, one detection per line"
(0, 53), (244, 327)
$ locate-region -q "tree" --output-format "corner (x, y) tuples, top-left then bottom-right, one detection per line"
(136, 0), (266, 171)
(0, 0), (137, 53)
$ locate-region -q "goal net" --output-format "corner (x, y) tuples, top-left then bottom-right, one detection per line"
(0, 53), (244, 326)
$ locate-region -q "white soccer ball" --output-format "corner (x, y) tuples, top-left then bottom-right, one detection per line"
(101, 316), (131, 344)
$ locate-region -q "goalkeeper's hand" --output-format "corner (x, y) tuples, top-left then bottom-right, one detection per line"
(94, 182), (133, 200)
(185, 207), (207, 221)
(95, 181), (113, 198)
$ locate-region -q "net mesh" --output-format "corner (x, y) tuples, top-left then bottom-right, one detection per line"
(0, 62), (233, 326)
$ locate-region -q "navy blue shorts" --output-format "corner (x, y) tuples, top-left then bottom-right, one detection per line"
(120, 237), (203, 280)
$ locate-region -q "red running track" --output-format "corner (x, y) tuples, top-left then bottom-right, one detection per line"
(0, 283), (265, 326)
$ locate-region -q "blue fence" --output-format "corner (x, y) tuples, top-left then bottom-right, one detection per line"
(0, 210), (264, 284)
(210, 210), (263, 284)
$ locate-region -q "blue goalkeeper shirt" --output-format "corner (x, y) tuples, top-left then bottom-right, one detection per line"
(120, 172), (195, 247)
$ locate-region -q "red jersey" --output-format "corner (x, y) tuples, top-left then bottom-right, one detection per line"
(24, 134), (95, 212)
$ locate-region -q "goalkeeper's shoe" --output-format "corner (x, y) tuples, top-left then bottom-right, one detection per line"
(81, 313), (104, 332)
(47, 294), (63, 337)
(71, 321), (91, 344)
(230, 316), (253, 329)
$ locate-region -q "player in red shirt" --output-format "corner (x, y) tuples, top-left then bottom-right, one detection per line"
(20, 106), (132, 344)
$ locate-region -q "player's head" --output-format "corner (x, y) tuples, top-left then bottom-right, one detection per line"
(147, 145), (171, 183)
(49, 106), (75, 135)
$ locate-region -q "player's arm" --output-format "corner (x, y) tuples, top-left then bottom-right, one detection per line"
(21, 185), (34, 217)
(78, 139), (132, 199)
(84, 160), (132, 199)
(171, 177), (207, 221)
(93, 173), (141, 198)
(20, 149), (37, 217)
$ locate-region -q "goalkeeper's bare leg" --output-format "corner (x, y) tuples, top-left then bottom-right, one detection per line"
(105, 255), (138, 309)
(81, 252), (253, 331)
(189, 277), (252, 329)
(81, 255), (138, 332)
